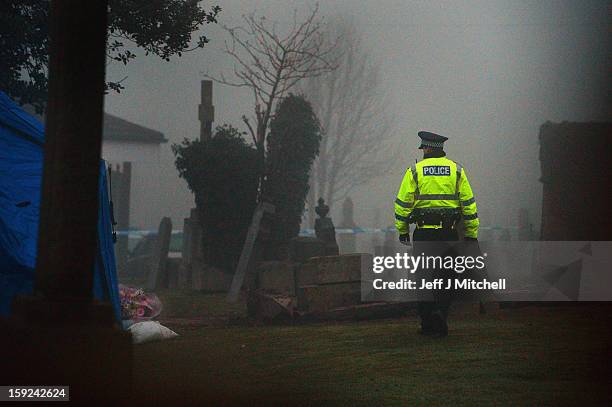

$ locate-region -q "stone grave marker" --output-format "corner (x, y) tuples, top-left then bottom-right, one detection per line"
(227, 202), (275, 302)
(338, 197), (357, 253)
(146, 216), (172, 290)
(314, 198), (339, 255)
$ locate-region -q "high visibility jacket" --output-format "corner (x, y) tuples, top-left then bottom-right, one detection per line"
(394, 156), (479, 238)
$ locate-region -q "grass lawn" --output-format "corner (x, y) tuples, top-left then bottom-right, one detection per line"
(131, 292), (612, 406)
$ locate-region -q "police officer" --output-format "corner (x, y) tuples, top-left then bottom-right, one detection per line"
(394, 131), (479, 337)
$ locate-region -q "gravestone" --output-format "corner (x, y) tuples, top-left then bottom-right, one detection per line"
(227, 202), (275, 302)
(377, 225), (399, 256)
(177, 208), (202, 288)
(146, 217), (172, 290)
(295, 254), (372, 312)
(518, 208), (534, 241)
(297, 282), (362, 312)
(298, 254), (365, 285)
(338, 197), (357, 253)
(199, 80), (214, 141)
(370, 209), (382, 254)
(183, 80), (215, 271)
(314, 198), (339, 255)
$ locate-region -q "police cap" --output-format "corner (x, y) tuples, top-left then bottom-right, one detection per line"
(418, 131), (448, 149)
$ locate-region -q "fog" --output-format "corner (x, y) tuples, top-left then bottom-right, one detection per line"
(103, 0), (611, 233)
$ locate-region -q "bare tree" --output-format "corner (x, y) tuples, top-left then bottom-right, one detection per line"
(297, 17), (399, 225)
(204, 5), (338, 162)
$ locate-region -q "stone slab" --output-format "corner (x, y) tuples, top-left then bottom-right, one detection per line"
(257, 261), (296, 295)
(146, 217), (172, 290)
(247, 291), (295, 321)
(297, 282), (362, 312)
(228, 202), (275, 302)
(297, 254), (373, 285)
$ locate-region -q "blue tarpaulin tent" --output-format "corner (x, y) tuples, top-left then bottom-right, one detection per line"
(0, 91), (121, 322)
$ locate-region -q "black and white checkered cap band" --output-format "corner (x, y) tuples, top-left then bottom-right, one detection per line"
(420, 140), (445, 148)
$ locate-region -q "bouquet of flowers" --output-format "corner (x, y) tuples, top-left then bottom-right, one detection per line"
(119, 284), (162, 321)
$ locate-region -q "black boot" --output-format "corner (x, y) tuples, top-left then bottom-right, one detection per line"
(430, 311), (448, 337)
(419, 318), (435, 336)
(418, 302), (435, 335)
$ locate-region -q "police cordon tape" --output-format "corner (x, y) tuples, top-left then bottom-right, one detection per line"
(116, 226), (516, 237)
(299, 226), (515, 236)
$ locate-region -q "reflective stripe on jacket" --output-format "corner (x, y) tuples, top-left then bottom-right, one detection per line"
(394, 156), (479, 238)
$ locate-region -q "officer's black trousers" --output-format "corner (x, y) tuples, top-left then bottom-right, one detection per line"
(412, 227), (459, 329)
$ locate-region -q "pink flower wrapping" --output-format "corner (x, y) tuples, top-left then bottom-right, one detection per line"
(118, 284), (163, 321)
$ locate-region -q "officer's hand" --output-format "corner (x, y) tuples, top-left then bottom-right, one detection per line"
(399, 234), (410, 246)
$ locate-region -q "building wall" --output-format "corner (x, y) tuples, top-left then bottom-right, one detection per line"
(102, 140), (163, 230)
(102, 140), (194, 231)
(102, 140), (161, 164)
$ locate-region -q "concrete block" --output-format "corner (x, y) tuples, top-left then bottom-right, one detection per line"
(295, 262), (317, 287)
(297, 282), (361, 312)
(257, 261), (296, 295)
(300, 253), (372, 285)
